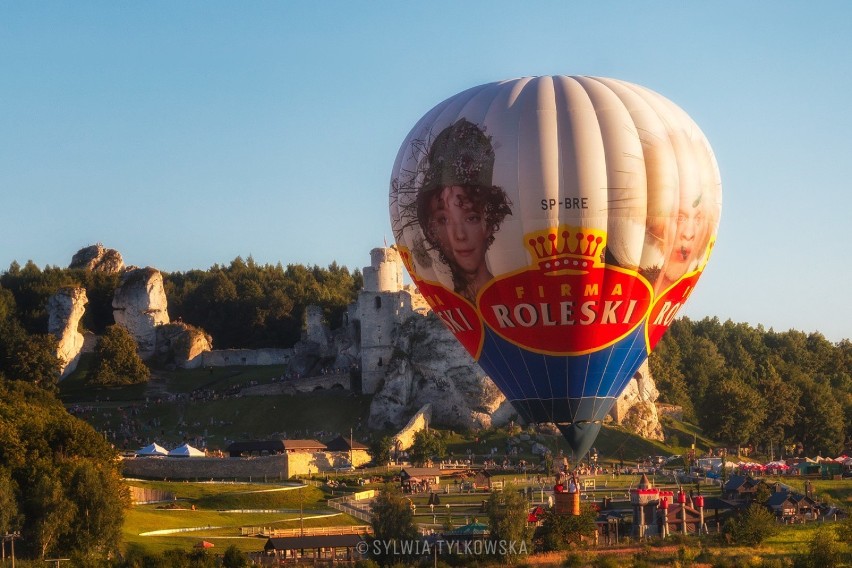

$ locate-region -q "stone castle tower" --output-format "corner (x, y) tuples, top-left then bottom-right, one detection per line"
(357, 247), (425, 394)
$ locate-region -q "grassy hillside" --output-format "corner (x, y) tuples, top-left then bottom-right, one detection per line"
(59, 364), (373, 450)
(59, 362), (729, 467)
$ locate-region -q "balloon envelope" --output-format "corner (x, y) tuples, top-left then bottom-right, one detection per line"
(389, 76), (721, 459)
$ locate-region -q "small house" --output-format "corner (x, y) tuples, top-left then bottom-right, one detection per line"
(264, 534), (365, 563)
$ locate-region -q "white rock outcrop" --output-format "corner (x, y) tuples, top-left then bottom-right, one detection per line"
(69, 243), (124, 273)
(47, 287), (88, 378)
(392, 403), (432, 451)
(368, 312), (508, 431)
(608, 360), (664, 440)
(112, 267), (169, 358)
(155, 322), (213, 369)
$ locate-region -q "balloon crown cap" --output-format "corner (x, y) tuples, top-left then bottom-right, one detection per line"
(526, 225), (606, 273)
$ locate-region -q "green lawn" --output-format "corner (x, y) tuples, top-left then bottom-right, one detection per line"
(123, 479), (363, 555)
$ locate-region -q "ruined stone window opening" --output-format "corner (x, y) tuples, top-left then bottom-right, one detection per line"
(378, 357), (383, 367)
(375, 296), (382, 309)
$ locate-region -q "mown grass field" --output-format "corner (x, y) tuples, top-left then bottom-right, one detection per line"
(123, 479), (363, 555)
(122, 476), (852, 565)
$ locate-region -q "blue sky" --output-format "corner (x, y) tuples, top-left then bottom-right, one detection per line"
(2, 2), (850, 342)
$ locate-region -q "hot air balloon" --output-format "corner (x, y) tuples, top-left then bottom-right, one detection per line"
(389, 76), (721, 460)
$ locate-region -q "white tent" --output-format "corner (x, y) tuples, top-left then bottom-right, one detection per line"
(168, 443), (205, 458)
(136, 443), (168, 457)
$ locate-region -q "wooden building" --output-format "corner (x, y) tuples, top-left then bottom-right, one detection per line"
(263, 534), (366, 563)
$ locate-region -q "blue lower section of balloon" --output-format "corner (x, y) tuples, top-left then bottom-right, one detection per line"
(477, 324), (649, 426)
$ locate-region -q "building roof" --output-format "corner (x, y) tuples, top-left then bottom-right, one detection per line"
(227, 440), (288, 454)
(324, 435), (369, 451)
(282, 439), (327, 451)
(766, 492), (796, 508)
(637, 473), (653, 489)
(447, 522), (489, 535)
(400, 467), (442, 479)
(723, 474), (759, 491)
(264, 534), (364, 551)
(227, 439), (328, 454)
(701, 496), (744, 511)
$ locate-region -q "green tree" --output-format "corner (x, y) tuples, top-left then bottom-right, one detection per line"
(0, 467), (20, 534)
(0, 285), (15, 322)
(796, 525), (843, 568)
(369, 436), (394, 466)
(11, 333), (61, 391)
(723, 503), (778, 546)
(701, 375), (766, 448)
(369, 484), (418, 566)
(753, 482), (772, 505)
(486, 485), (531, 563)
(752, 363), (799, 452)
(793, 377), (845, 456)
(26, 468), (76, 558)
(65, 461), (129, 559)
(0, 379), (126, 561)
(537, 505), (597, 551)
(222, 544), (249, 567)
(409, 429), (445, 467)
(0, 318), (61, 390)
(88, 324), (150, 385)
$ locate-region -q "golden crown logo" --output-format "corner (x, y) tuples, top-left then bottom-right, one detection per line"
(525, 225), (607, 273)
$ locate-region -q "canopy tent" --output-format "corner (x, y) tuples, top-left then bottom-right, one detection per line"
(168, 443), (205, 458)
(136, 443), (168, 457)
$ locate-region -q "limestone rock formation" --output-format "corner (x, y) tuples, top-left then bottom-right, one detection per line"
(112, 267), (169, 357)
(69, 244), (124, 273)
(155, 322), (213, 369)
(392, 404), (432, 451)
(368, 312), (508, 431)
(47, 287), (87, 378)
(607, 360), (664, 440)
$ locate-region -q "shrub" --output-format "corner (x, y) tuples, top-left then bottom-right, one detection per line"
(722, 504), (778, 545)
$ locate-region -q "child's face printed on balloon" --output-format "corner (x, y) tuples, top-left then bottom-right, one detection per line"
(428, 186), (493, 278)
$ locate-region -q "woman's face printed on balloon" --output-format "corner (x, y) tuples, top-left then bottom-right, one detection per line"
(427, 185), (493, 283)
(663, 185), (709, 286)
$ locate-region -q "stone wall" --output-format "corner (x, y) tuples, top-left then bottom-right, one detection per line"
(121, 451), (367, 481)
(122, 455), (291, 481)
(201, 348), (292, 367)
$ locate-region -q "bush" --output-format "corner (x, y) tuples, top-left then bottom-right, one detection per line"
(793, 525), (842, 568)
(722, 504), (778, 545)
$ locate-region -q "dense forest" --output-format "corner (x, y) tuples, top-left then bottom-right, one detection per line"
(650, 318), (852, 457)
(0, 257), (363, 348)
